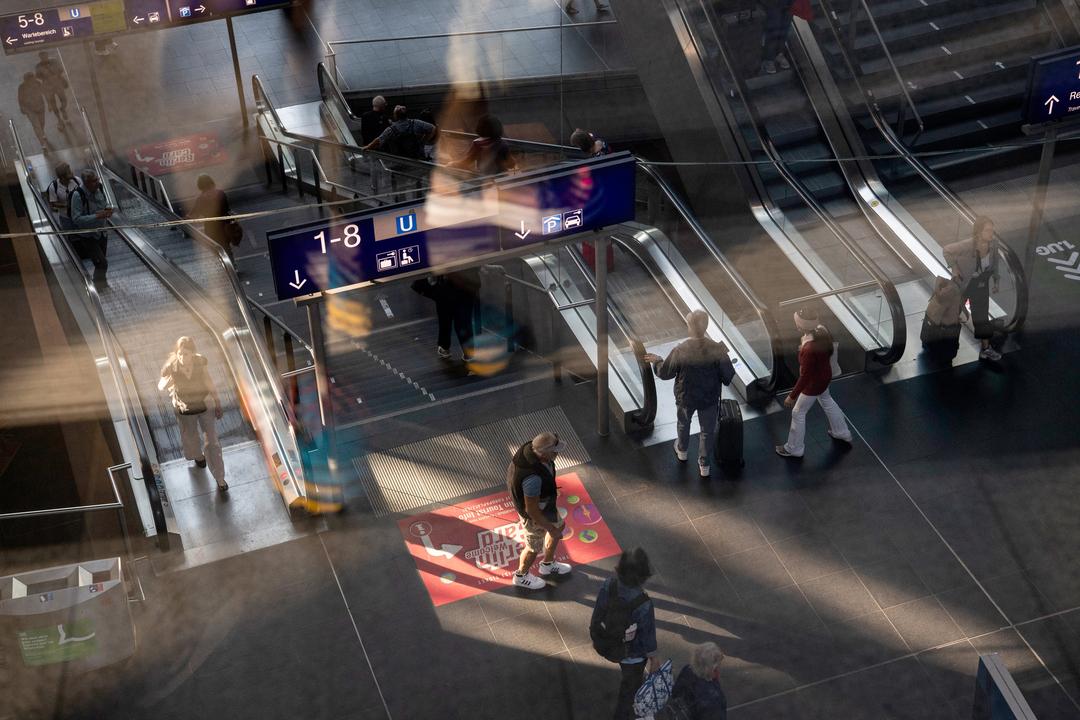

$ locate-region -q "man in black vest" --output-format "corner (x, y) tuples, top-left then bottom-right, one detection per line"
(507, 432), (571, 590)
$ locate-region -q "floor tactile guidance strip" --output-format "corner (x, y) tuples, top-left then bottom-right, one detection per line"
(351, 406), (590, 517)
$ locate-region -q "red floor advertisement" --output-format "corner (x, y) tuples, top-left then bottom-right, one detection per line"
(127, 132), (227, 176)
(398, 472), (620, 607)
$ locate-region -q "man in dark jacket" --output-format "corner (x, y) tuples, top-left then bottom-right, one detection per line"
(644, 310), (735, 478)
(507, 432), (570, 590)
(360, 96), (389, 192)
(591, 548), (658, 720)
(669, 642), (728, 719)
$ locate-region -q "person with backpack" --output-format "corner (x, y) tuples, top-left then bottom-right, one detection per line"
(362, 105), (436, 198)
(506, 432), (572, 590)
(69, 169), (113, 289)
(775, 307), (852, 458)
(659, 642), (728, 720)
(643, 310), (736, 478)
(590, 547), (658, 719)
(47, 162), (81, 214)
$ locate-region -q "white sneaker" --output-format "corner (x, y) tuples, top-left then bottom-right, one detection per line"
(539, 561), (572, 576)
(776, 53), (790, 70)
(828, 431), (853, 445)
(436, 346), (451, 359)
(698, 462), (710, 478)
(673, 441), (688, 462)
(513, 572), (546, 590)
(980, 348), (1002, 361)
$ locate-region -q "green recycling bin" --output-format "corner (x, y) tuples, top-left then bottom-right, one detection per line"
(0, 557), (134, 675)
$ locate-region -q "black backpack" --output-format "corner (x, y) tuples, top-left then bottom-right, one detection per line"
(384, 120), (426, 160)
(66, 184), (89, 219)
(590, 579), (650, 663)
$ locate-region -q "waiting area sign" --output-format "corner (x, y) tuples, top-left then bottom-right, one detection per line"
(266, 153), (637, 302)
(1, 0), (291, 54)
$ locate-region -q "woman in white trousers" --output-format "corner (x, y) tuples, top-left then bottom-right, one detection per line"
(158, 336), (228, 491)
(776, 309), (852, 458)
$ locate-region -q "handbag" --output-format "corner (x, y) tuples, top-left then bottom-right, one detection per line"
(224, 219), (244, 247)
(633, 660), (673, 719)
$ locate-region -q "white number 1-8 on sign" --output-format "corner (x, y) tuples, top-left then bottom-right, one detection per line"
(315, 224), (362, 254)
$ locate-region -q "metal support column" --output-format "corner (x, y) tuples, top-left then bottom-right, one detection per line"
(226, 17), (249, 129)
(595, 236), (610, 437)
(1025, 126), (1057, 281)
(306, 301), (338, 504)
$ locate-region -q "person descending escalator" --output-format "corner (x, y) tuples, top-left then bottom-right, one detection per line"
(68, 169), (112, 290)
(759, 0), (795, 75)
(159, 336), (228, 493)
(570, 128), (611, 158)
(411, 268), (481, 362)
(448, 114), (516, 176)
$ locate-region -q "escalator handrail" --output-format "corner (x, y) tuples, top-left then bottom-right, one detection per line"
(9, 120), (170, 539)
(813, 7), (1029, 334)
(684, 0), (906, 364)
(636, 161), (784, 391)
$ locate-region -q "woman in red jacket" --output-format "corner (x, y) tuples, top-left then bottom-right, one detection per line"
(776, 309), (852, 458)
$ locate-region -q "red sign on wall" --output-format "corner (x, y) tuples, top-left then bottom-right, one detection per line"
(398, 472), (621, 607)
(127, 132), (227, 176)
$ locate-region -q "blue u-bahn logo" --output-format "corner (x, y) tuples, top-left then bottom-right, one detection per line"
(395, 212), (417, 235)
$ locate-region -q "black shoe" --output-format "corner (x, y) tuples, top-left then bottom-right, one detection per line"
(218, 481), (229, 493)
(195, 458), (207, 468)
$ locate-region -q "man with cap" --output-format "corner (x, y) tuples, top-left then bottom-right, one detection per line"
(507, 431), (572, 590)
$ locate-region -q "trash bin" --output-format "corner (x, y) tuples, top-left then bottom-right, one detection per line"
(0, 557), (134, 676)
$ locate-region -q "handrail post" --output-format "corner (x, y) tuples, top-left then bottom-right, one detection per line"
(278, 145), (287, 194)
(284, 332), (298, 405)
(264, 315), (278, 370)
(595, 236), (610, 438)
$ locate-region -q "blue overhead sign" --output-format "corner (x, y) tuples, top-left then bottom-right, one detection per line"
(1, 0), (291, 54)
(1023, 45), (1080, 127)
(266, 153), (636, 301)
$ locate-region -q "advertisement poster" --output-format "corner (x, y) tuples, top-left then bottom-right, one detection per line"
(16, 619), (97, 666)
(127, 132), (226, 176)
(398, 473), (620, 607)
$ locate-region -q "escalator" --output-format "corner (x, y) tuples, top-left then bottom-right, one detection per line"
(629, 0), (906, 375)
(796, 2), (1029, 334)
(811, 0), (1074, 183)
(15, 109), (321, 522)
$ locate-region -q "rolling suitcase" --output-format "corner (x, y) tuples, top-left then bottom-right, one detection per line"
(715, 399), (744, 473)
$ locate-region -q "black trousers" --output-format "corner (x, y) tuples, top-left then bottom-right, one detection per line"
(436, 293), (475, 355)
(75, 234), (108, 282)
(964, 277), (992, 340)
(614, 661), (644, 720)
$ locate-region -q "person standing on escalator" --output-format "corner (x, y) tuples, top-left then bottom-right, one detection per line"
(760, 0), (795, 75)
(944, 216), (1001, 362)
(159, 336), (228, 493)
(188, 174), (239, 260)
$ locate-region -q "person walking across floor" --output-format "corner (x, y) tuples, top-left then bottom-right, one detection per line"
(944, 216), (1001, 362)
(35, 51), (70, 130)
(760, 0), (795, 74)
(69, 169), (112, 288)
(663, 642), (728, 719)
(590, 547), (658, 720)
(776, 307), (852, 458)
(643, 310), (736, 478)
(17, 72), (48, 149)
(507, 432), (572, 590)
(158, 336), (228, 492)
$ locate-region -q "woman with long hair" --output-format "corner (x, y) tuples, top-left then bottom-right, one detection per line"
(776, 308), (852, 458)
(944, 216), (1001, 361)
(158, 336), (227, 492)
